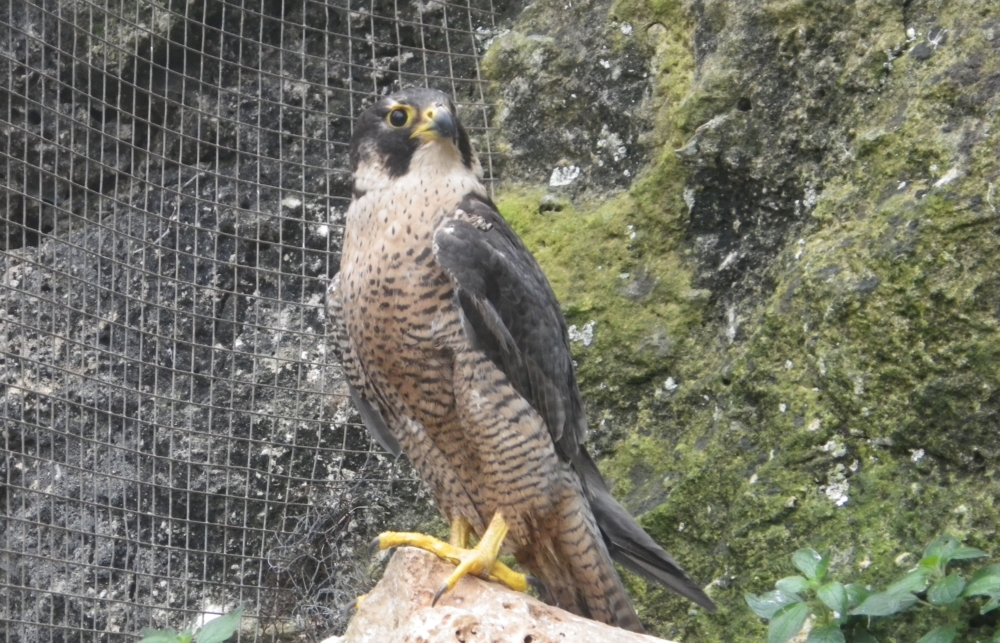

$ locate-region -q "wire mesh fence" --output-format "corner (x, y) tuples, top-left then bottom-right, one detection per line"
(0, 0), (503, 640)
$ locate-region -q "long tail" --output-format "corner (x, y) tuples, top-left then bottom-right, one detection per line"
(515, 450), (715, 632)
(517, 482), (647, 632)
(576, 449), (717, 613)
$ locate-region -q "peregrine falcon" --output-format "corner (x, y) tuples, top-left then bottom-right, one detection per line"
(326, 87), (715, 631)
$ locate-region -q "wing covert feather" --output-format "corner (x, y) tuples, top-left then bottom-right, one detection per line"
(433, 195), (585, 460)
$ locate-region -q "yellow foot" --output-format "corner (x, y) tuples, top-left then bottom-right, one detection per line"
(369, 512), (528, 604)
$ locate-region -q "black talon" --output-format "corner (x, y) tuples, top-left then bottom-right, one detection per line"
(527, 575), (549, 601)
(341, 595), (363, 619)
(432, 584), (448, 607)
(367, 536), (382, 558)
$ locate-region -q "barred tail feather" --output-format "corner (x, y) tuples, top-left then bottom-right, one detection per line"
(519, 491), (646, 632)
(576, 449), (717, 613)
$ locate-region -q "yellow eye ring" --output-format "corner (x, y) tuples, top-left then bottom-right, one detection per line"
(386, 106), (412, 128)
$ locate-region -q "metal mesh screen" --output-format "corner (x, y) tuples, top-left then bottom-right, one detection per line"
(0, 0), (500, 640)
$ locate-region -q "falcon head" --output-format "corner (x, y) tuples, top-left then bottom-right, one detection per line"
(349, 88), (481, 185)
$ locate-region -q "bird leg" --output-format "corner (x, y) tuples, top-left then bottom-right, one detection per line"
(370, 511), (529, 604)
(449, 515), (471, 547)
(431, 511), (523, 605)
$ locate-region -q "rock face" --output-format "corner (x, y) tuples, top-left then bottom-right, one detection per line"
(337, 547), (676, 643)
(484, 0), (1000, 642)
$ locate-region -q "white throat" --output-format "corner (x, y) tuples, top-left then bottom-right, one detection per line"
(353, 139), (483, 193)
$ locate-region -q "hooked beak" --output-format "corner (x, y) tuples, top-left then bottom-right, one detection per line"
(410, 105), (458, 144)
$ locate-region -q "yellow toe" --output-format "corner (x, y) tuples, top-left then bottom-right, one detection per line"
(371, 511), (529, 603)
(433, 512), (528, 602)
(343, 592), (367, 618)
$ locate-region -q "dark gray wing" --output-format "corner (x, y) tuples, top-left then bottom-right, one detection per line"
(326, 273), (401, 457)
(432, 194), (585, 460)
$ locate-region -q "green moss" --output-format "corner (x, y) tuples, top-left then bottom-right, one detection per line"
(480, 31), (548, 83)
(610, 0), (710, 144)
(486, 0), (1000, 640)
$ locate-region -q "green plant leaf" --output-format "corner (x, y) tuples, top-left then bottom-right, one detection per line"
(923, 534), (958, 564)
(746, 590), (803, 620)
(807, 625), (846, 643)
(982, 594), (1000, 615)
(194, 608), (243, 643)
(920, 534), (972, 574)
(927, 573), (966, 605)
(777, 575), (812, 596)
(848, 591), (918, 616)
(845, 584), (871, 609)
(914, 625), (957, 643)
(885, 570), (930, 595)
(846, 628), (879, 643)
(794, 549), (828, 582)
(818, 581), (849, 617)
(963, 573), (1000, 597)
(950, 546), (988, 561)
(967, 565), (1000, 613)
(768, 602), (810, 643)
(971, 564), (1000, 582)
(139, 629), (181, 643)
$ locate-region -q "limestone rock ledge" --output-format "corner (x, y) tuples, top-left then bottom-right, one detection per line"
(325, 547), (677, 643)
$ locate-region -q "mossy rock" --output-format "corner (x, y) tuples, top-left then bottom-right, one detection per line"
(484, 0), (1000, 640)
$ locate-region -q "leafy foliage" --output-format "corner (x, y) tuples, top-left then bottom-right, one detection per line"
(138, 608), (244, 643)
(745, 537), (999, 643)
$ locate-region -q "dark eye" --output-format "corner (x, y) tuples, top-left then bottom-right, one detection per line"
(387, 108), (408, 128)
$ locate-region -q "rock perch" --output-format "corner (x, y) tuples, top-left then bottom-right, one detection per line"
(328, 547), (679, 643)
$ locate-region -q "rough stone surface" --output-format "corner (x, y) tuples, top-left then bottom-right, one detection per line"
(336, 547), (676, 643)
(484, 0), (1000, 641)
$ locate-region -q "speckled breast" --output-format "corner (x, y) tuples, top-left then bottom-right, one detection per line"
(339, 189), (466, 427)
